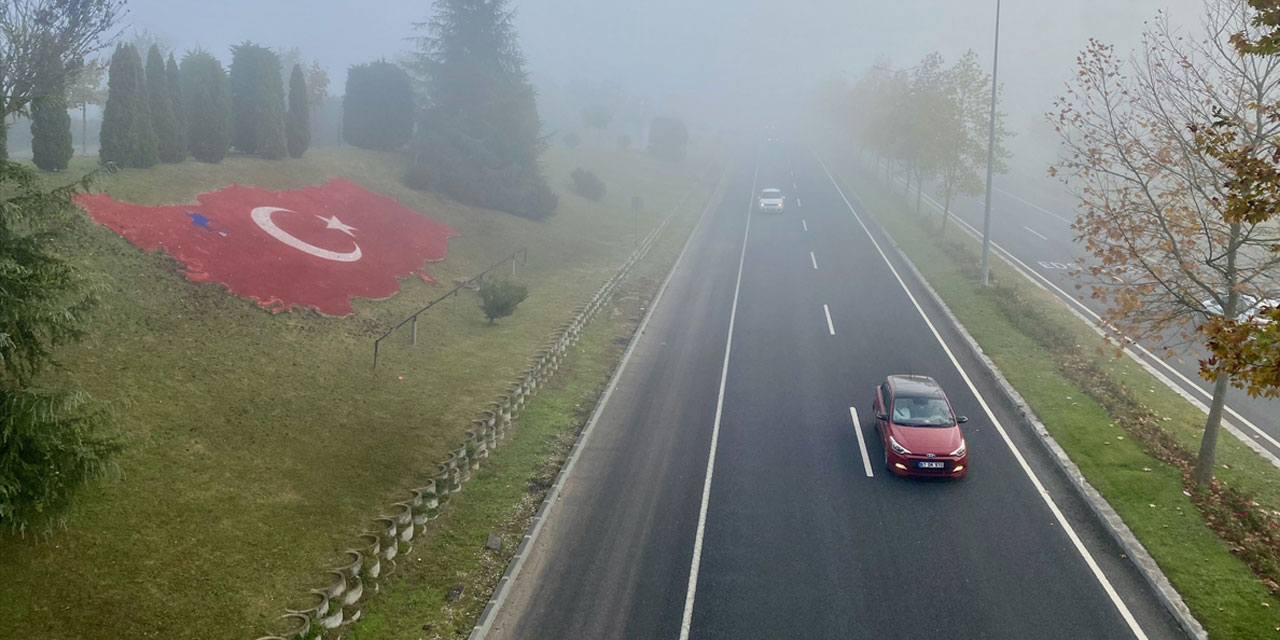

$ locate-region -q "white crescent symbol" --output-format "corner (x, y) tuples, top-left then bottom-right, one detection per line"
(250, 207), (362, 262)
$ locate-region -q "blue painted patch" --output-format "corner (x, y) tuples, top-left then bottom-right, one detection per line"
(186, 211), (228, 236)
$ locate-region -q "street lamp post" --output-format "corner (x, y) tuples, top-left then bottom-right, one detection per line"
(980, 0), (1001, 287)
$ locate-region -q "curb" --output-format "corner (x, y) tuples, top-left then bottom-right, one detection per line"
(468, 164), (732, 640)
(850, 173), (1206, 640)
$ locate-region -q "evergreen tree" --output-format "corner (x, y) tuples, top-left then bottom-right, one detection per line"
(166, 53), (186, 157)
(145, 45), (183, 163)
(342, 61), (412, 151)
(30, 39), (73, 172)
(229, 42), (286, 159)
(406, 0), (556, 220)
(286, 63), (310, 158)
(180, 50), (231, 163)
(99, 44), (157, 168)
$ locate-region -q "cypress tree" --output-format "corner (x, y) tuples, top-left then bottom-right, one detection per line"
(166, 53), (186, 157)
(286, 63), (310, 158)
(146, 45), (183, 163)
(30, 41), (74, 171)
(342, 61), (412, 151)
(180, 50), (231, 163)
(99, 44), (157, 168)
(229, 42), (286, 159)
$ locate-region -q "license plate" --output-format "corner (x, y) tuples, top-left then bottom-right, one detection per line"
(917, 461), (945, 469)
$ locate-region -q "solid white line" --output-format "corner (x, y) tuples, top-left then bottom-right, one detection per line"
(810, 251), (818, 270)
(1024, 226), (1048, 240)
(908, 180), (1280, 461)
(678, 160), (758, 640)
(819, 157), (1149, 640)
(997, 187), (1073, 224)
(802, 219), (809, 232)
(823, 304), (835, 335)
(850, 407), (874, 477)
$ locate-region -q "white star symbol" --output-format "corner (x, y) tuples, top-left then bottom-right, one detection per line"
(316, 214), (357, 237)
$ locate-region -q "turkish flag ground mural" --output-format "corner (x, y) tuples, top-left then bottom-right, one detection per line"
(76, 178), (459, 316)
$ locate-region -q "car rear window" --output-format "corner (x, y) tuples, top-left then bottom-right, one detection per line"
(762, 189), (781, 197)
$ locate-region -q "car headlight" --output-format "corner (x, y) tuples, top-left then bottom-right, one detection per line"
(889, 436), (911, 455)
(950, 442), (967, 457)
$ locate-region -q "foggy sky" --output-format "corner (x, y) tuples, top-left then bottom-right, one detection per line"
(123, 0), (1208, 166)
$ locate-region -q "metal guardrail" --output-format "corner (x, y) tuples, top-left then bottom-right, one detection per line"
(372, 248), (528, 370)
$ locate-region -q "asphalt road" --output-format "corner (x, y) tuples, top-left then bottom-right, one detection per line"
(896, 170), (1280, 464)
(484, 146), (1188, 639)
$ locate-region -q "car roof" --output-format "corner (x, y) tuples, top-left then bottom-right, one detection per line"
(887, 375), (944, 398)
(762, 187), (781, 193)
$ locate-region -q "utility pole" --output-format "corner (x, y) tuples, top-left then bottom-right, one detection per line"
(980, 0), (1001, 287)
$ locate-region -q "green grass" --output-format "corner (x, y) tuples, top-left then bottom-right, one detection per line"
(0, 147), (722, 639)
(833, 155), (1280, 638)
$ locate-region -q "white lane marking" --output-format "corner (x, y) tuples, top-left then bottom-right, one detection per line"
(823, 304), (836, 335)
(810, 251), (819, 270)
(796, 197), (802, 208)
(819, 157), (1149, 640)
(912, 185), (1280, 461)
(793, 182), (799, 190)
(679, 161), (758, 640)
(997, 187), (1073, 224)
(850, 407), (874, 477)
(1024, 226), (1048, 240)
(802, 219), (809, 232)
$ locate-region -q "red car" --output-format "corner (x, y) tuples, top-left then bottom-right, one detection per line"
(872, 375), (969, 477)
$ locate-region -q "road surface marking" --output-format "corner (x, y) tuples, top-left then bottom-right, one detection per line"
(819, 156), (1149, 640)
(802, 219), (808, 232)
(997, 187), (1073, 224)
(910, 185), (1280, 461)
(1024, 226), (1048, 240)
(823, 304), (835, 335)
(810, 251), (818, 270)
(794, 182), (799, 190)
(679, 161), (758, 640)
(796, 197), (802, 208)
(850, 407), (874, 477)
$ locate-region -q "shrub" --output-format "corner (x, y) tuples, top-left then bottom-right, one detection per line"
(342, 60), (412, 151)
(479, 279), (528, 324)
(563, 131), (581, 149)
(648, 116), (688, 161)
(571, 168), (606, 201)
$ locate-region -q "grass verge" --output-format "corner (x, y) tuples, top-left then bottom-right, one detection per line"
(0, 146), (721, 639)
(832, 154), (1280, 639)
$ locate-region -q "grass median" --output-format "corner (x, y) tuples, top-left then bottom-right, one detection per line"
(0, 146), (722, 639)
(830, 153), (1280, 639)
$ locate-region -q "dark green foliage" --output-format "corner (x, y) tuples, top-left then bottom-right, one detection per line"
(180, 50), (231, 163)
(582, 104), (612, 130)
(617, 134), (632, 149)
(98, 44), (158, 168)
(229, 42), (286, 159)
(30, 42), (73, 172)
(0, 161), (121, 535)
(165, 53), (186, 156)
(406, 0), (557, 220)
(478, 279), (528, 323)
(145, 45), (183, 163)
(286, 63), (310, 158)
(570, 168), (605, 201)
(341, 60), (412, 151)
(562, 131), (581, 149)
(648, 116), (688, 161)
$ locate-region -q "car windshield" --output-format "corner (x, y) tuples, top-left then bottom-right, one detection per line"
(762, 190), (781, 198)
(892, 395), (953, 426)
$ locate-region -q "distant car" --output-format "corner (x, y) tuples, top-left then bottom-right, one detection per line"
(758, 188), (785, 213)
(872, 375), (969, 478)
(1201, 295), (1277, 326)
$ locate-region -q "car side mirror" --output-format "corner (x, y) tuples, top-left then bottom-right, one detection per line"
(957, 416), (969, 424)
(876, 412), (889, 421)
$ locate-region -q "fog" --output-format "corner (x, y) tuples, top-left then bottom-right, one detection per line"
(116, 0), (1207, 178)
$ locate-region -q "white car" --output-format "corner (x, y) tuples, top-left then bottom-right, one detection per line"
(758, 188), (785, 213)
(1201, 295), (1278, 325)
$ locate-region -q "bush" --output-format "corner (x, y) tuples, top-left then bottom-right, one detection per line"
(563, 131), (582, 149)
(404, 129), (558, 220)
(648, 116), (688, 161)
(571, 168), (606, 201)
(479, 279), (528, 324)
(342, 60), (412, 151)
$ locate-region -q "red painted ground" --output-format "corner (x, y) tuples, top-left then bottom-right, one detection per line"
(76, 178), (459, 316)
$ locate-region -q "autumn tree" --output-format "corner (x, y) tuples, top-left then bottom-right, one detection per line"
(67, 58), (106, 155)
(0, 0), (126, 160)
(1051, 3), (1280, 486)
(935, 50), (1010, 231)
(305, 61), (329, 112)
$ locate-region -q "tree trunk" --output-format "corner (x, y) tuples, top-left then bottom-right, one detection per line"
(1193, 373), (1231, 486)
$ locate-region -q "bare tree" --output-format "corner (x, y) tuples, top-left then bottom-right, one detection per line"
(0, 0), (127, 158)
(1051, 0), (1280, 486)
